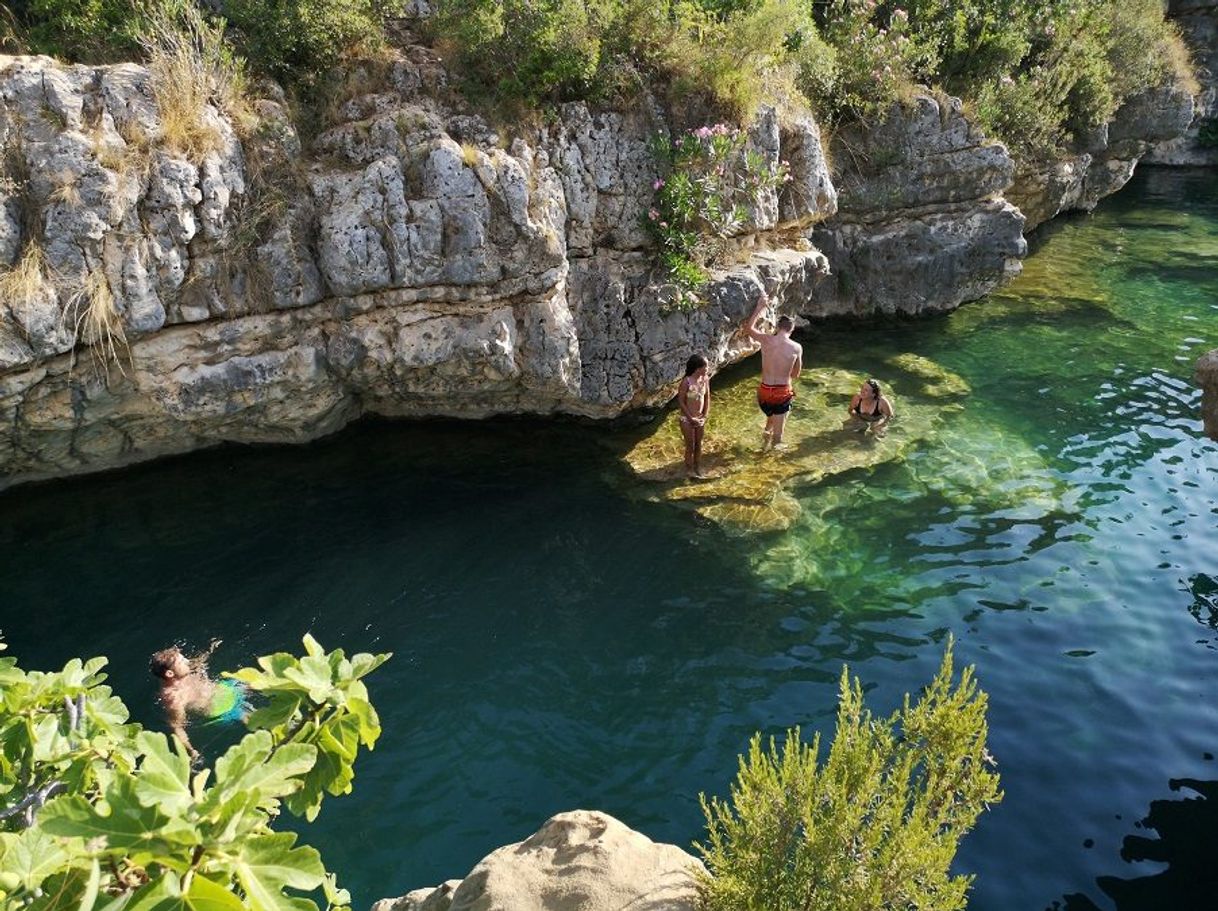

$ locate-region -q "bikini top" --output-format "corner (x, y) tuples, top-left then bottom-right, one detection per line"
(685, 377), (706, 404)
(852, 397), (883, 419)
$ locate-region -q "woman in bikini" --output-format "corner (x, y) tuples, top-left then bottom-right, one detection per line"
(150, 639), (248, 760)
(678, 354), (710, 478)
(847, 378), (894, 433)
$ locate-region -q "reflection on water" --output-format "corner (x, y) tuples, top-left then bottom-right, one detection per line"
(1054, 774), (1218, 911)
(1, 169), (1217, 911)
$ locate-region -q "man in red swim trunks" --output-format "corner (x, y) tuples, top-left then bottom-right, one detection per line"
(743, 290), (803, 450)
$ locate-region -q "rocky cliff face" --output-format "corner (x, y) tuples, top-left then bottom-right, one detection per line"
(0, 50), (835, 488)
(807, 94), (1027, 316)
(1147, 0), (1218, 166)
(1008, 82), (1196, 231)
(0, 35), (1198, 489)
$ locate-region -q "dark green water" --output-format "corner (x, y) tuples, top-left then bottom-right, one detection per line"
(2, 168), (1217, 911)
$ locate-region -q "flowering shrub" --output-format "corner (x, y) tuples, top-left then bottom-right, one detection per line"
(647, 123), (789, 310)
(815, 0), (926, 122)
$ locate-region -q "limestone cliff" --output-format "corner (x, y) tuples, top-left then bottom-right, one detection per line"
(0, 50), (835, 488)
(1148, 0), (1218, 166)
(0, 31), (1198, 489)
(1009, 82), (1196, 230)
(807, 94), (1027, 316)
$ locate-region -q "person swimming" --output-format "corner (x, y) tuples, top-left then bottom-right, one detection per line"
(150, 640), (248, 760)
(846, 378), (894, 433)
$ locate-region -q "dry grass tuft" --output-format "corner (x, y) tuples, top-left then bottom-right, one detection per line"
(141, 0), (253, 160)
(49, 170), (82, 207)
(0, 241), (50, 331)
(68, 269), (131, 380)
(460, 141), (480, 168)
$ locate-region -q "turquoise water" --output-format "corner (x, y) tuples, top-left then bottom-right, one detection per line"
(2, 168), (1217, 910)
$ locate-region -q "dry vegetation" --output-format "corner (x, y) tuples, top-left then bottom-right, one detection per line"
(68, 269), (130, 380)
(141, 0), (252, 160)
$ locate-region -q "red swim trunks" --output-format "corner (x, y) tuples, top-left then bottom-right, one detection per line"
(757, 383), (794, 416)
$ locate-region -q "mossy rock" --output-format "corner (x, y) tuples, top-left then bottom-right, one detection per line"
(614, 355), (972, 534)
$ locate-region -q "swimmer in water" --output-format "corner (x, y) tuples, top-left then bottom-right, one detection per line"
(150, 639), (248, 760)
(846, 378), (894, 434)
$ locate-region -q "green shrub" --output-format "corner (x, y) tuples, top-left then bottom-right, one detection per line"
(430, 0), (605, 110)
(429, 0), (820, 120)
(697, 641), (1001, 911)
(221, 0), (382, 89)
(0, 634), (388, 910)
(11, 0), (153, 61)
(813, 0), (924, 124)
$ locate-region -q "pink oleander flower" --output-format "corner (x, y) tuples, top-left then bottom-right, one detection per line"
(653, 179), (664, 190)
(694, 126), (712, 139)
(649, 208), (660, 221)
(783, 173), (793, 183)
(660, 221), (668, 228)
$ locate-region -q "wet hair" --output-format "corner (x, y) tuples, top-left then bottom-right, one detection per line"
(866, 379), (882, 397)
(685, 354), (708, 376)
(149, 647), (183, 679)
(776, 315), (794, 332)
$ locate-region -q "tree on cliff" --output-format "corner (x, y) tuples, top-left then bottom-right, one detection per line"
(697, 640), (1002, 911)
(0, 634), (388, 911)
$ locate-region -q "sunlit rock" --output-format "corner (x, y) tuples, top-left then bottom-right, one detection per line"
(374, 810), (703, 911)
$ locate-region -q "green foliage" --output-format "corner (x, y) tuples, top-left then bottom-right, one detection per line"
(429, 0), (819, 118)
(647, 123), (788, 308)
(430, 0), (605, 110)
(839, 0), (1195, 157)
(813, 0), (924, 124)
(697, 641), (1001, 911)
(0, 634), (389, 911)
(221, 0), (383, 89)
(9, 0), (152, 61)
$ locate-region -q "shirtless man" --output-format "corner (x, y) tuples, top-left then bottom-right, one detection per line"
(149, 640), (246, 760)
(743, 291), (803, 450)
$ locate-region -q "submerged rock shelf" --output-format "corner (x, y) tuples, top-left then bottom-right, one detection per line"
(616, 353), (971, 533)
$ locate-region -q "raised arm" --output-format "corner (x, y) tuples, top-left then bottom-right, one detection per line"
(743, 292), (769, 343)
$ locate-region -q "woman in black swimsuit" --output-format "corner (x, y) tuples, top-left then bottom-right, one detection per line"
(847, 378), (894, 433)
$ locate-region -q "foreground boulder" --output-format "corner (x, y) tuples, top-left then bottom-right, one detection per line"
(372, 810), (704, 911)
(1197, 349), (1218, 440)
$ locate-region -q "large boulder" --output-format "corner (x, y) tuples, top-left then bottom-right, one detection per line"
(1197, 348), (1218, 440)
(373, 810), (705, 911)
(804, 93), (1027, 317)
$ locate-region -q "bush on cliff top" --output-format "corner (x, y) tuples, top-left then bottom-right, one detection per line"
(428, 0), (1193, 156)
(697, 641), (1002, 911)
